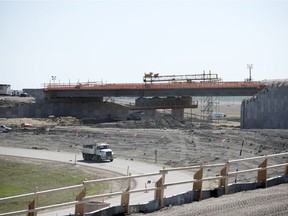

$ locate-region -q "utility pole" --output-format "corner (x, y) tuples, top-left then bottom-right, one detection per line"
(247, 64), (253, 82)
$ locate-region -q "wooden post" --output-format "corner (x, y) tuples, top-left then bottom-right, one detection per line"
(121, 173), (131, 214)
(193, 166), (203, 201)
(154, 167), (166, 208)
(75, 187), (86, 216)
(285, 158), (288, 176)
(219, 163), (229, 195)
(27, 199), (37, 216)
(257, 158), (268, 188)
(160, 167), (166, 208)
(155, 149), (157, 163)
(154, 177), (162, 204)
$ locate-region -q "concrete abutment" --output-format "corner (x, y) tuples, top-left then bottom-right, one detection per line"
(241, 85), (288, 129)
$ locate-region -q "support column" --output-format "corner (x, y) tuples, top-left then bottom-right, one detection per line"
(144, 110), (156, 118)
(172, 108), (184, 120)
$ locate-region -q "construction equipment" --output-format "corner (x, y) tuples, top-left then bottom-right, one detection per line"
(143, 71), (219, 83)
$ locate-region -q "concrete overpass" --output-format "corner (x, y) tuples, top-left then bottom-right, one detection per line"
(8, 81), (263, 121)
(44, 81), (264, 98)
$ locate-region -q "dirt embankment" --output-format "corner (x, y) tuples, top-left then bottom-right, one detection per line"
(0, 96), (35, 108)
(133, 183), (288, 216)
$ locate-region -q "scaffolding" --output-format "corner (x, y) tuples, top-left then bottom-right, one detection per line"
(201, 96), (220, 123)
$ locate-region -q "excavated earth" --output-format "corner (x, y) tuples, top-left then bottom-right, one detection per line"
(0, 96), (288, 215)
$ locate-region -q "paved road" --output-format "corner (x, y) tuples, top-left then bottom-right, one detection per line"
(0, 147), (193, 216)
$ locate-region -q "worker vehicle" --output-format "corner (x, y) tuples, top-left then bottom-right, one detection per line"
(82, 143), (114, 162)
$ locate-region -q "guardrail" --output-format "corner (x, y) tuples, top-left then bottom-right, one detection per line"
(1, 152), (287, 216)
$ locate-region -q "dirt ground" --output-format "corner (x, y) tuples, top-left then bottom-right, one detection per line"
(133, 183), (288, 216)
(1, 96), (288, 215)
(1, 116), (287, 183)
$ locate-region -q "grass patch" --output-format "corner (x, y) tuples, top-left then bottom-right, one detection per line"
(0, 156), (109, 214)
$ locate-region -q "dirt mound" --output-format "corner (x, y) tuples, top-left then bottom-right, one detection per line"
(96, 113), (196, 129)
(0, 118), (52, 127)
(0, 116), (80, 128)
(49, 116), (81, 126)
(0, 96), (35, 108)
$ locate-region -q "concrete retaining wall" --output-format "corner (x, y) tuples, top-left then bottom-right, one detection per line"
(241, 86), (288, 129)
(0, 101), (129, 121)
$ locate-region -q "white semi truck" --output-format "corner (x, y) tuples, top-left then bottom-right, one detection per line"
(82, 143), (114, 162)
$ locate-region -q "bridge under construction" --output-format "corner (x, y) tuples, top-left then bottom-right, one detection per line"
(44, 72), (263, 98)
(39, 72), (264, 121)
(0, 72), (266, 122)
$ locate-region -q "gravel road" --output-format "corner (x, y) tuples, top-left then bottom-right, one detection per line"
(0, 146), (193, 216)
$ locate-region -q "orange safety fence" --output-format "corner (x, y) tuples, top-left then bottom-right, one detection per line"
(44, 81), (263, 91)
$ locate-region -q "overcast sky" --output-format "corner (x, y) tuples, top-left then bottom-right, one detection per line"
(1, 0), (288, 90)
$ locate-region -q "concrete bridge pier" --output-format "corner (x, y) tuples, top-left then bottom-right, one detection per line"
(144, 110), (157, 118)
(135, 96), (195, 120)
(143, 109), (184, 120)
(172, 108), (184, 120)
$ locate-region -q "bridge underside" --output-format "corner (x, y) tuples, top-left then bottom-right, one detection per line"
(43, 96), (198, 120)
(45, 87), (261, 99)
(43, 86), (262, 120)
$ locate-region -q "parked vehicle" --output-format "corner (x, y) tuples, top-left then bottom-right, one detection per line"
(20, 92), (29, 97)
(0, 125), (12, 133)
(82, 143), (114, 162)
(127, 111), (144, 120)
(211, 112), (226, 119)
(12, 90), (20, 96)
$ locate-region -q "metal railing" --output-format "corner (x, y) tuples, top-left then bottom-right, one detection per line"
(43, 81), (263, 91)
(1, 152), (287, 216)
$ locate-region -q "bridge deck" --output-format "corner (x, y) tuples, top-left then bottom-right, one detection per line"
(44, 81), (262, 91)
(44, 81), (264, 98)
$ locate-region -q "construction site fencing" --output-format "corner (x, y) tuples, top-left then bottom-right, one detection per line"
(0, 152), (287, 216)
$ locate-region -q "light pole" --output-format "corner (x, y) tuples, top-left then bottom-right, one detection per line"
(247, 64), (253, 82)
(51, 76), (57, 84)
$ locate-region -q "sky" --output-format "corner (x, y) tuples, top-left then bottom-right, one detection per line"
(1, 0), (288, 90)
